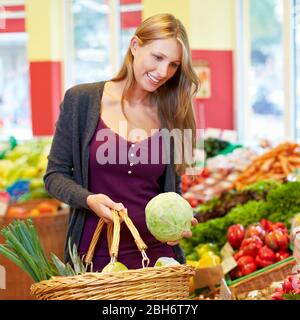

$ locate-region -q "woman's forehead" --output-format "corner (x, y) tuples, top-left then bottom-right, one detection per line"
(145, 38), (182, 60)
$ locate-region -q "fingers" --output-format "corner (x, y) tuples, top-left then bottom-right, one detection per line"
(98, 203), (114, 223)
(182, 230), (192, 238)
(191, 217), (198, 226)
(99, 195), (125, 211)
(167, 240), (180, 246)
(115, 202), (125, 211)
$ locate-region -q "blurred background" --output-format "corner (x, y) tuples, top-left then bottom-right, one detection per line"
(0, 0), (299, 145)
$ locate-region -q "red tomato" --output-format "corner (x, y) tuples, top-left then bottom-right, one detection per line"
(245, 223), (266, 242)
(265, 230), (289, 251)
(255, 246), (276, 268)
(275, 250), (290, 262)
(240, 235), (263, 257)
(237, 256), (257, 276)
(227, 224), (245, 249)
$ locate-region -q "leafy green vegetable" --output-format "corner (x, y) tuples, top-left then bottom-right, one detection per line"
(282, 293), (300, 300)
(0, 218), (87, 282)
(202, 137), (230, 158)
(194, 180), (280, 223)
(244, 179), (281, 195)
(182, 181), (300, 255)
(146, 192), (193, 242)
(0, 219), (56, 282)
(266, 181), (300, 228)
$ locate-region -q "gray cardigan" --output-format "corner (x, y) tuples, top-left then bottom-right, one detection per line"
(44, 81), (185, 265)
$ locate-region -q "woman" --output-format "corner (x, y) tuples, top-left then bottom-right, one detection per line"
(44, 13), (199, 270)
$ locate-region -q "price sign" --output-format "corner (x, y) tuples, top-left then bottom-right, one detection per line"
(219, 278), (232, 300)
(221, 242), (237, 274)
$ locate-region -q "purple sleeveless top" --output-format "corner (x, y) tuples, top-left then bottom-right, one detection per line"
(78, 117), (176, 270)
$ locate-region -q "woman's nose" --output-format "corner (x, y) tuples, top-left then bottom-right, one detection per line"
(157, 63), (169, 78)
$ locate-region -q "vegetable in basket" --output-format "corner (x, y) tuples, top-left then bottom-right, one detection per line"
(154, 257), (180, 267)
(102, 261), (128, 273)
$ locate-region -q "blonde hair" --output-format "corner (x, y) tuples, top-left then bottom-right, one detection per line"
(111, 13), (199, 174)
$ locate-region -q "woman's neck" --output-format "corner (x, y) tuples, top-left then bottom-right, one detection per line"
(112, 78), (152, 108)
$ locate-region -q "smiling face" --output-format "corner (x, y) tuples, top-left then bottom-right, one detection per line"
(131, 37), (182, 93)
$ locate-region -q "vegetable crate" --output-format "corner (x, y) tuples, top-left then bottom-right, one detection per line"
(0, 201), (69, 300)
(226, 256), (296, 299)
(30, 210), (195, 300)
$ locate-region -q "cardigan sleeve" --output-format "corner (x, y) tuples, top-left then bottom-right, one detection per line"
(43, 88), (93, 209)
(175, 173), (182, 195)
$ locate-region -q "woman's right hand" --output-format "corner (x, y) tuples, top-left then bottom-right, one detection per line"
(86, 194), (125, 223)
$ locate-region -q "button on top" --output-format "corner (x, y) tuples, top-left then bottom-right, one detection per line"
(130, 163), (134, 166)
(131, 144), (135, 148)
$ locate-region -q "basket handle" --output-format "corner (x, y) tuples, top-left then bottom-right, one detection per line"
(84, 209), (149, 268)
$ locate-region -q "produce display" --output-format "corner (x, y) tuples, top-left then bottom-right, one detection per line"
(228, 219), (291, 280)
(181, 180), (300, 257)
(206, 147), (260, 172)
(183, 168), (237, 207)
(193, 180), (280, 222)
(2, 132), (300, 300)
(6, 200), (61, 218)
(182, 147), (259, 208)
(186, 242), (220, 267)
(234, 142), (300, 190)
(272, 275), (300, 300)
(202, 137), (242, 159)
(237, 281), (282, 300)
(0, 137), (52, 203)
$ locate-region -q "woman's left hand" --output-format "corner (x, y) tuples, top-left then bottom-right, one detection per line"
(166, 217), (198, 246)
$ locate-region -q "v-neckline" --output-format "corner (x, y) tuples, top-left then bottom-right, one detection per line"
(99, 117), (160, 145)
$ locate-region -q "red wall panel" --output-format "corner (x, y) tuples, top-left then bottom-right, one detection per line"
(192, 50), (234, 130)
(120, 0), (141, 4)
(4, 5), (25, 12)
(121, 11), (141, 29)
(29, 61), (62, 136)
(0, 18), (25, 33)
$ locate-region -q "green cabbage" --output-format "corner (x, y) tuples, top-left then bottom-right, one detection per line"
(145, 192), (193, 242)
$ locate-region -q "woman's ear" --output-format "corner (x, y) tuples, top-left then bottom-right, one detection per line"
(130, 37), (139, 56)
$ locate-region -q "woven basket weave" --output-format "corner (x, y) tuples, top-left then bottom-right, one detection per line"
(30, 209), (195, 300)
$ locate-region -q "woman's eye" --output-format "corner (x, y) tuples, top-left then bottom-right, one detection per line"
(171, 62), (179, 68)
(153, 54), (162, 61)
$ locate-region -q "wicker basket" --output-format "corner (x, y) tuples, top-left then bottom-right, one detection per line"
(0, 200), (69, 300)
(30, 209), (195, 300)
(228, 256), (296, 299)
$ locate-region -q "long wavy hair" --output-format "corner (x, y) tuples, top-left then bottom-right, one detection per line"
(111, 13), (199, 174)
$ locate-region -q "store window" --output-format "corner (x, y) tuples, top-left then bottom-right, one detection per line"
(236, 0), (300, 144)
(0, 34), (31, 140)
(69, 0), (141, 86)
(248, 0), (284, 142)
(71, 0), (112, 84)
